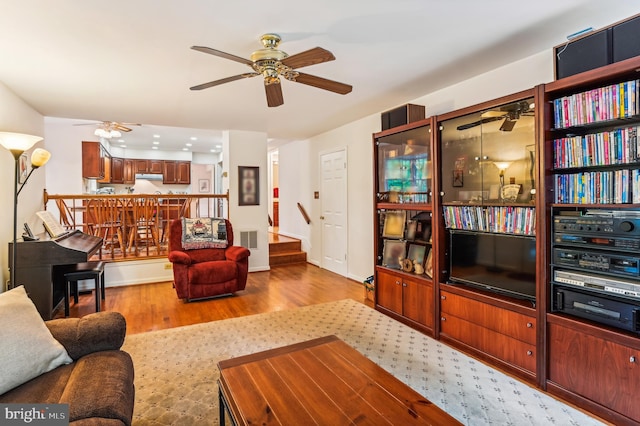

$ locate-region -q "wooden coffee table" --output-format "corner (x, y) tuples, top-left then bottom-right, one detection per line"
(217, 335), (461, 425)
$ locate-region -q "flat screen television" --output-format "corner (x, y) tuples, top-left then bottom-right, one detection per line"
(448, 230), (536, 302)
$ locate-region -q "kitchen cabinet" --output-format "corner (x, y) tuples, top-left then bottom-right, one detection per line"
(82, 141), (108, 180)
(135, 159), (163, 174)
(98, 155), (111, 183)
(163, 160), (191, 184)
(111, 157), (124, 184)
(112, 158), (135, 184)
(123, 159), (135, 184)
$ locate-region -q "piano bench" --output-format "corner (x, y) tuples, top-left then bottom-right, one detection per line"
(64, 261), (105, 317)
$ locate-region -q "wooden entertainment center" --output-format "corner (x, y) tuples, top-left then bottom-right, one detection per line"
(372, 55), (640, 425)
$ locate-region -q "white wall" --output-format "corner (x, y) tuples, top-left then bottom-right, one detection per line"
(223, 130), (270, 272)
(0, 82), (45, 290)
(278, 141), (312, 251)
(44, 117), (96, 195)
(278, 50), (555, 284)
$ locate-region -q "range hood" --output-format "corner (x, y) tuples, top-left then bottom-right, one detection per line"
(135, 173), (163, 181)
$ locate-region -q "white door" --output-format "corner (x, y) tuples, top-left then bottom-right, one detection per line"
(320, 149), (347, 276)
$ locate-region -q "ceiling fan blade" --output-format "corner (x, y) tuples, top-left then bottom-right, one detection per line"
(191, 46), (254, 66)
(281, 47), (335, 69)
(499, 118), (517, 132)
(113, 123), (140, 132)
(456, 116), (504, 131)
(265, 82), (284, 107)
(190, 73), (259, 91)
(293, 72), (352, 95)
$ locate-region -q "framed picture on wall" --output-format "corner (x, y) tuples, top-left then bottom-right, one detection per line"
(199, 179), (210, 193)
(238, 166), (259, 206)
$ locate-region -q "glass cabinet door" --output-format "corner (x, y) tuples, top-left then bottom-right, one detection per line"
(440, 97), (535, 205)
(440, 112), (483, 204)
(376, 125), (431, 204)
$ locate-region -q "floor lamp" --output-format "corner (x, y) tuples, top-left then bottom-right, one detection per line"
(0, 132), (50, 290)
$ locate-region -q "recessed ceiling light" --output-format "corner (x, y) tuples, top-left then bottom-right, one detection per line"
(210, 149), (216, 153)
(153, 134), (160, 138)
(182, 148), (189, 151)
(118, 139), (125, 143)
(152, 146), (158, 150)
(186, 143), (192, 147)
(120, 144), (127, 148)
(190, 137), (197, 141)
(153, 141), (160, 145)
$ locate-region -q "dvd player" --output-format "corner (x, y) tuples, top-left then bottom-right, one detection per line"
(553, 269), (640, 300)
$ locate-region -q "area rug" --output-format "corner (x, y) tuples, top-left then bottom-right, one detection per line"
(122, 299), (603, 425)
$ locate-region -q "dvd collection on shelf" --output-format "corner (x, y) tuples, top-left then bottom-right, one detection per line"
(551, 78), (640, 204)
(553, 127), (640, 168)
(554, 169), (640, 204)
(442, 205), (536, 235)
(552, 79), (639, 129)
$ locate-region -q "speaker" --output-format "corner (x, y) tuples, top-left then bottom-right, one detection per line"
(613, 15), (640, 62)
(555, 30), (611, 80)
(554, 14), (640, 80)
(381, 104), (425, 130)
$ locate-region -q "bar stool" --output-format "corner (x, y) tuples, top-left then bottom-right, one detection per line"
(64, 261), (105, 317)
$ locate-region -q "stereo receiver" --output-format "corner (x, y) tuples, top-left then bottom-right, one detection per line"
(553, 214), (640, 236)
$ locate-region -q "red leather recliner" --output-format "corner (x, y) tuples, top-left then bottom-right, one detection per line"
(168, 219), (250, 301)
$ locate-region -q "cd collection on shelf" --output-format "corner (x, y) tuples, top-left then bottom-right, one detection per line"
(442, 205), (536, 235)
(553, 79), (639, 129)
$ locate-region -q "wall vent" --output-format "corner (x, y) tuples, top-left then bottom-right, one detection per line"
(239, 230), (258, 249)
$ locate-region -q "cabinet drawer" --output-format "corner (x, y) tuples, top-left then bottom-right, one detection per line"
(548, 322), (640, 421)
(441, 314), (536, 372)
(440, 291), (536, 345)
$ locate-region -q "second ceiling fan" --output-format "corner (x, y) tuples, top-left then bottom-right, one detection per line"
(190, 33), (352, 107)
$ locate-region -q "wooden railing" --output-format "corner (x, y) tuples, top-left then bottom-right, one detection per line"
(43, 190), (229, 261)
(297, 202), (311, 224)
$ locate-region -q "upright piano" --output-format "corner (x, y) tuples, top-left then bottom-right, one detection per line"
(9, 230), (102, 320)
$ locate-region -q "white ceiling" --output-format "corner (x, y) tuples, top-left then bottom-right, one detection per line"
(1, 1), (638, 153)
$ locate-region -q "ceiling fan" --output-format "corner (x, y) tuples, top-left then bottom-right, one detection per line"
(74, 121), (141, 138)
(189, 33), (353, 107)
(456, 101), (534, 132)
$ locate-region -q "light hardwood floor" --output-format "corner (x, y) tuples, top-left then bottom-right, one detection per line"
(60, 263), (369, 334)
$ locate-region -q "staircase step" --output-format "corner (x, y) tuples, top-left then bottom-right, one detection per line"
(269, 251), (307, 266)
(268, 232), (306, 266)
(269, 240), (301, 254)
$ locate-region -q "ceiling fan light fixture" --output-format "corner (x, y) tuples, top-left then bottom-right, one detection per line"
(94, 127), (122, 139)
